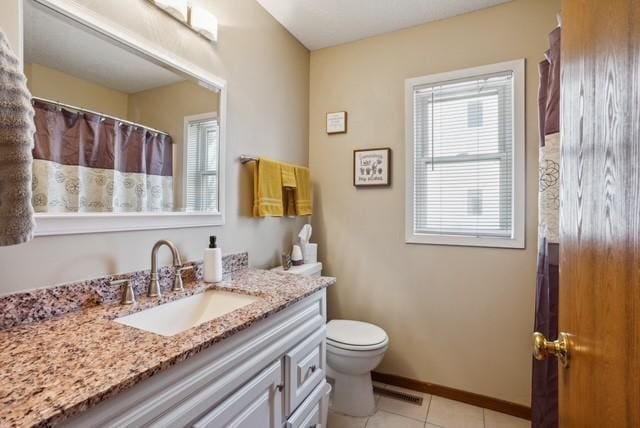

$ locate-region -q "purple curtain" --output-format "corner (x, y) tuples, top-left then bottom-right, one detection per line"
(30, 99), (174, 212)
(32, 100), (173, 175)
(532, 26), (561, 428)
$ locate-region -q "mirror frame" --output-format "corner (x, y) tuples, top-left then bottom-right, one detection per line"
(20, 0), (227, 236)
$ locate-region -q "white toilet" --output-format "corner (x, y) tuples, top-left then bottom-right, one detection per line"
(271, 262), (389, 417)
(325, 319), (389, 417)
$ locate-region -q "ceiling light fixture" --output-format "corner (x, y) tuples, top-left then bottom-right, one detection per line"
(150, 0), (189, 23)
(148, 0), (218, 43)
(189, 5), (218, 42)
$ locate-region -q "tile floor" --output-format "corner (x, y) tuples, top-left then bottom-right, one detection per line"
(328, 382), (530, 428)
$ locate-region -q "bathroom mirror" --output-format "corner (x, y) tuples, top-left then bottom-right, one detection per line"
(21, 0), (226, 235)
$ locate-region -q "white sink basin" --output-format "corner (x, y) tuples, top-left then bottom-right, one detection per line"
(115, 290), (260, 336)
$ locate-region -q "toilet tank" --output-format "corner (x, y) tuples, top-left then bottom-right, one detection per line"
(271, 262), (323, 277)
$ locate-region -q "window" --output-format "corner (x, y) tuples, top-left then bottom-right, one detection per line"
(405, 60), (525, 248)
(184, 113), (219, 212)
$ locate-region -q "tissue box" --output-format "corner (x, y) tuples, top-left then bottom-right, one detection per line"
(303, 243), (318, 264)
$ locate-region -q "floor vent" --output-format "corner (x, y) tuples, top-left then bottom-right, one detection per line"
(373, 386), (423, 406)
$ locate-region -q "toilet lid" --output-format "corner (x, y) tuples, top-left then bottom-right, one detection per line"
(326, 320), (387, 347)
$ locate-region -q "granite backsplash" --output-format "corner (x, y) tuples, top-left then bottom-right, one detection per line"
(0, 252), (249, 331)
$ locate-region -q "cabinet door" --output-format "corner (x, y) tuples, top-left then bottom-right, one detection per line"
(285, 327), (326, 415)
(193, 359), (283, 428)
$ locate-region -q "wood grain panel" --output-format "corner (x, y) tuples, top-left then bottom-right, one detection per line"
(560, 0), (640, 425)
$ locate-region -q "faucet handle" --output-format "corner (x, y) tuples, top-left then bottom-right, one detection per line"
(111, 279), (136, 305)
(173, 265), (194, 292)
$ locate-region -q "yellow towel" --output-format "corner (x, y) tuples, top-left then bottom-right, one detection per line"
(252, 158), (283, 217)
(294, 166), (313, 216)
(281, 165), (297, 188)
(281, 164), (297, 217)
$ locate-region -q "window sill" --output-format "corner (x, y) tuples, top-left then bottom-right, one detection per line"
(405, 233), (525, 249)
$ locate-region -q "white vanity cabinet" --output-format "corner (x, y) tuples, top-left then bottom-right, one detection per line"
(63, 290), (328, 428)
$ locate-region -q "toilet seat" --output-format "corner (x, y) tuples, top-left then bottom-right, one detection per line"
(326, 320), (388, 351)
(327, 339), (389, 358)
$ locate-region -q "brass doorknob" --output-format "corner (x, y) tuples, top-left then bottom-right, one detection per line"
(533, 332), (570, 368)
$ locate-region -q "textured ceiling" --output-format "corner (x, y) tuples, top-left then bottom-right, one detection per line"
(256, 0), (513, 50)
(24, 0), (184, 93)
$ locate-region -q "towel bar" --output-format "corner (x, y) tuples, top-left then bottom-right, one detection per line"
(239, 155), (258, 163)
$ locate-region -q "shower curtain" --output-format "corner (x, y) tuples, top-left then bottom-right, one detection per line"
(31, 99), (174, 213)
(532, 26), (561, 428)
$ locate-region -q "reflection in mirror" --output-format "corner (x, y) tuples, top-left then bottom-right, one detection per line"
(24, 0), (221, 214)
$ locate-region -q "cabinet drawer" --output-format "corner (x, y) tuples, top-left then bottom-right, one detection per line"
(286, 380), (325, 428)
(285, 327), (326, 415)
(192, 359), (283, 428)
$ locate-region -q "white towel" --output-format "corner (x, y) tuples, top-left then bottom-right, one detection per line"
(0, 28), (36, 246)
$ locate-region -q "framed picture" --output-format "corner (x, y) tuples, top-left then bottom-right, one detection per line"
(326, 111), (347, 134)
(353, 148), (391, 187)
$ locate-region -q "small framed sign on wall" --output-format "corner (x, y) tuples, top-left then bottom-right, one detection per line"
(354, 148), (391, 187)
(326, 111), (347, 134)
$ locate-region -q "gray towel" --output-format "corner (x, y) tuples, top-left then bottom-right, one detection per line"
(0, 27), (36, 246)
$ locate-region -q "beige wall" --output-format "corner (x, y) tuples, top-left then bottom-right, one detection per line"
(0, 0), (22, 63)
(309, 0), (558, 405)
(128, 80), (219, 206)
(25, 63), (129, 118)
(0, 0), (310, 293)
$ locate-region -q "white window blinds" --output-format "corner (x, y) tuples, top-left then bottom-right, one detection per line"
(406, 61), (525, 248)
(185, 117), (219, 212)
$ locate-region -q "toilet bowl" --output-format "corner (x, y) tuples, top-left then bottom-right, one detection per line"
(326, 319), (389, 417)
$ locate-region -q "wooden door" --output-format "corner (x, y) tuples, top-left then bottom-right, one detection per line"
(559, 0), (640, 426)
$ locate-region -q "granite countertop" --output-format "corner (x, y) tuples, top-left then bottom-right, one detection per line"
(0, 268), (335, 427)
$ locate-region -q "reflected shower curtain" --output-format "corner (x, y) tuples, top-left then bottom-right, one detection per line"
(532, 26), (561, 428)
(31, 99), (174, 212)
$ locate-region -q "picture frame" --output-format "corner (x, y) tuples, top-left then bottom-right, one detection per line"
(326, 111), (347, 134)
(353, 148), (391, 187)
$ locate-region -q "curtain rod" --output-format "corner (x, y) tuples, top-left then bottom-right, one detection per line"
(31, 96), (172, 139)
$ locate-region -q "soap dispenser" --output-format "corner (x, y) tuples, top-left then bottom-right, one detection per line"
(204, 236), (222, 283)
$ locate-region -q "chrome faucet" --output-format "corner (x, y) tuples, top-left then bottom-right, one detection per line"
(149, 239), (182, 298)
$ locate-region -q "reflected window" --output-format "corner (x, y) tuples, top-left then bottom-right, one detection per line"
(184, 113), (219, 212)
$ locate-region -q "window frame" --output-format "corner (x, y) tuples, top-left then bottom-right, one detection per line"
(404, 59), (526, 249)
(182, 112), (220, 213)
